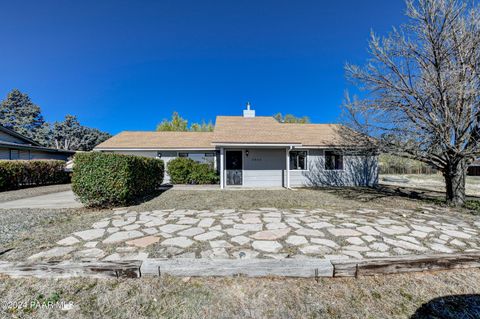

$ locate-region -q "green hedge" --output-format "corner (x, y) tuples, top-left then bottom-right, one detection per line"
(166, 157), (195, 184)
(72, 152), (164, 207)
(189, 163), (220, 184)
(0, 160), (69, 191)
(167, 157), (219, 184)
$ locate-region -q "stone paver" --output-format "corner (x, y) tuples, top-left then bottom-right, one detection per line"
(75, 248), (106, 259)
(234, 223), (263, 231)
(161, 237), (194, 248)
(126, 236), (160, 248)
(250, 228), (290, 240)
(300, 245), (331, 255)
(194, 231), (224, 241)
(198, 218), (215, 228)
(178, 227), (205, 237)
(57, 236), (80, 246)
(327, 228), (362, 237)
(286, 235), (308, 246)
(73, 229), (105, 241)
(231, 235), (250, 245)
(252, 241), (282, 253)
(84, 241), (98, 248)
(28, 206), (480, 262)
(103, 230), (144, 244)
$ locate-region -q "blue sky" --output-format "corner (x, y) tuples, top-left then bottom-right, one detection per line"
(0, 0), (406, 134)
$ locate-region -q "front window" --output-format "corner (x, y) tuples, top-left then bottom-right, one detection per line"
(325, 151), (343, 170)
(178, 152), (215, 165)
(290, 151), (307, 170)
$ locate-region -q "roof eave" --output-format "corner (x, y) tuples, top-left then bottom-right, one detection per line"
(211, 142), (303, 147)
(0, 125), (42, 146)
(0, 142), (76, 154)
(94, 147), (216, 151)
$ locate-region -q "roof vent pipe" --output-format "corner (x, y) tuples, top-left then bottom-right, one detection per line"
(243, 102), (255, 118)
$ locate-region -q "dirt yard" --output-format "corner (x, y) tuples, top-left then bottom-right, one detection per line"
(1, 269), (479, 318)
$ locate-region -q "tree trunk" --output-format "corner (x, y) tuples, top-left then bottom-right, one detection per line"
(443, 160), (467, 207)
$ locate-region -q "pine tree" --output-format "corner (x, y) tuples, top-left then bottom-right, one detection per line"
(273, 112), (310, 123)
(156, 112), (188, 131)
(0, 89), (51, 145)
(52, 115), (111, 151)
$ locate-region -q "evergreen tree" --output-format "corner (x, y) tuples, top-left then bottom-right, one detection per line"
(52, 115), (111, 151)
(273, 113), (310, 123)
(190, 120), (214, 132)
(156, 112), (214, 132)
(0, 89), (51, 145)
(156, 112), (188, 131)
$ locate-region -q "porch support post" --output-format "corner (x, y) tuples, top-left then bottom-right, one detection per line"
(220, 147), (225, 189)
(286, 147), (291, 188)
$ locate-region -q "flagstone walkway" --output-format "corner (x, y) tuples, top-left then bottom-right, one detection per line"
(29, 206), (480, 262)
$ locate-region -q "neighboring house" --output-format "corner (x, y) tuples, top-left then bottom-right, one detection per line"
(95, 105), (378, 188)
(0, 125), (74, 161)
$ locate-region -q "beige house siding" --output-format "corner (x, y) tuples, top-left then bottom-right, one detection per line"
(289, 149), (378, 187)
(101, 150), (219, 184)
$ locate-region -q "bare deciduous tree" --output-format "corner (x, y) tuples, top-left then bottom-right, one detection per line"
(343, 0), (480, 206)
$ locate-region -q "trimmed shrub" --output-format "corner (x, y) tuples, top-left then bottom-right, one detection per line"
(166, 157), (195, 184)
(0, 160), (69, 191)
(167, 157), (219, 184)
(189, 163), (220, 184)
(72, 152), (164, 207)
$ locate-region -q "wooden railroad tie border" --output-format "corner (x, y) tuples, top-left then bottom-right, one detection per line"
(0, 260), (142, 279)
(331, 252), (480, 277)
(0, 252), (479, 279)
(141, 258), (334, 278)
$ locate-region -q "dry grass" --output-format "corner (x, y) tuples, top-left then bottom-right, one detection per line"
(380, 174), (480, 197)
(0, 269), (479, 318)
(132, 186), (471, 213)
(0, 208), (110, 261)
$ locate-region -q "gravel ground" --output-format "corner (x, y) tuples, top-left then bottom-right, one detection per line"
(0, 184), (72, 203)
(0, 268), (479, 318)
(0, 208), (111, 261)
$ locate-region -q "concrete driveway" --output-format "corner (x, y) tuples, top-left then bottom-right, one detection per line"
(0, 191), (83, 209)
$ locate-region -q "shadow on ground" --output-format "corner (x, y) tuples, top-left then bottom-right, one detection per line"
(318, 184), (480, 203)
(410, 294), (480, 319)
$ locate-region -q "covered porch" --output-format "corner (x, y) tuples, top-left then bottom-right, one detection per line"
(217, 144), (301, 189)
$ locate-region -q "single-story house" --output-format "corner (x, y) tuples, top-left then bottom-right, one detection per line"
(95, 105), (378, 188)
(0, 125), (75, 161)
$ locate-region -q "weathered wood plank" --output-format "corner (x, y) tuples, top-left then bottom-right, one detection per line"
(0, 260), (142, 279)
(141, 258), (334, 278)
(2, 252), (480, 279)
(331, 252), (480, 277)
